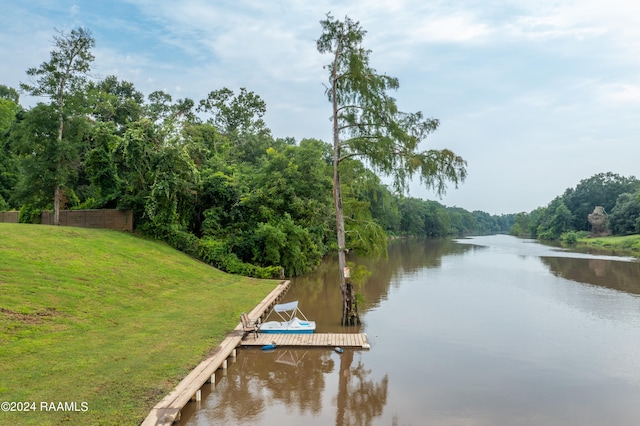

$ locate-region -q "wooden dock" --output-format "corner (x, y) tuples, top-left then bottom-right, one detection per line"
(239, 332), (370, 349)
(142, 280), (372, 426)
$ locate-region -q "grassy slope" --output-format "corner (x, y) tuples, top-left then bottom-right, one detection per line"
(575, 234), (640, 255)
(0, 223), (278, 425)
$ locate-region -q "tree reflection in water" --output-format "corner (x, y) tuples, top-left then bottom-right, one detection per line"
(183, 347), (389, 425)
(335, 350), (388, 426)
(187, 348), (332, 424)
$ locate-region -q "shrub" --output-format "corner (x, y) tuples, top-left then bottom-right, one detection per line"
(18, 205), (41, 224)
(563, 231), (577, 245)
(165, 227), (199, 257)
(198, 237), (281, 279)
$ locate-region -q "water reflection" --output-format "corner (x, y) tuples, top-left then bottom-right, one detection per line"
(182, 348), (389, 426)
(336, 350), (388, 426)
(184, 349), (333, 425)
(286, 238), (474, 332)
(541, 256), (640, 295)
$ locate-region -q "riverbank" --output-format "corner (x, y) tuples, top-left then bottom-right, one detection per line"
(0, 223), (277, 425)
(574, 234), (640, 257)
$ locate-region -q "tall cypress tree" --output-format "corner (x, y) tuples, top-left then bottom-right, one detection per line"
(317, 14), (467, 325)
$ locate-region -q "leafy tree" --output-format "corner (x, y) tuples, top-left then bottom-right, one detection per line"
(472, 211), (514, 235)
(427, 201), (451, 237)
(111, 117), (199, 235)
(220, 140), (333, 275)
(536, 198), (574, 239)
(87, 76), (144, 132)
(196, 88), (273, 165)
(510, 212), (531, 236)
(253, 214), (322, 276)
(0, 85), (19, 104)
(338, 159), (388, 258)
(317, 13), (467, 325)
(447, 206), (476, 235)
(398, 197), (425, 235)
(197, 162), (245, 238)
(0, 87), (19, 208)
(0, 86), (19, 134)
(563, 172), (640, 231)
(609, 191), (640, 235)
(340, 159), (400, 235)
(10, 103), (89, 210)
(82, 121), (121, 207)
(197, 87), (267, 135)
(20, 27), (95, 225)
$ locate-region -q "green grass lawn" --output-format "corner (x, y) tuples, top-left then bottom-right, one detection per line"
(0, 223), (278, 425)
(576, 234), (640, 255)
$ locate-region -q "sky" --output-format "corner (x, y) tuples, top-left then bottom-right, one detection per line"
(1, 0), (639, 215)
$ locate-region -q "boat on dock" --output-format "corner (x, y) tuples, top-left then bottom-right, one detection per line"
(259, 301), (316, 334)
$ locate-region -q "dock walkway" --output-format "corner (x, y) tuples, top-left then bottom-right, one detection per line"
(240, 332), (370, 349)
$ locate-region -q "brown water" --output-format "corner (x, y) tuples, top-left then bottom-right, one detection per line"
(181, 235), (640, 425)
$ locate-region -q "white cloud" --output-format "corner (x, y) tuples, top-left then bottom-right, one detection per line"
(409, 13), (493, 43)
(600, 83), (640, 104)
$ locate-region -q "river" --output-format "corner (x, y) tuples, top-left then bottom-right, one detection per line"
(181, 235), (640, 425)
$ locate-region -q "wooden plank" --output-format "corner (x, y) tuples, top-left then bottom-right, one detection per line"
(238, 332), (369, 348)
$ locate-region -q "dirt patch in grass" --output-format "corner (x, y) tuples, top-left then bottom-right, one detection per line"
(0, 307), (61, 324)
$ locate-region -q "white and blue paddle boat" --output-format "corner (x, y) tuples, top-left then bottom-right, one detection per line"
(259, 301), (316, 334)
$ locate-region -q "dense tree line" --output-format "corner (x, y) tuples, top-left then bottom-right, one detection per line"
(0, 27), (510, 278)
(510, 172), (640, 240)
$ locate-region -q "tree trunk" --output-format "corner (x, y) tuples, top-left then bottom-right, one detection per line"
(54, 86), (65, 227)
(335, 349), (353, 426)
(332, 42), (359, 326)
(333, 160), (359, 325)
(53, 185), (61, 226)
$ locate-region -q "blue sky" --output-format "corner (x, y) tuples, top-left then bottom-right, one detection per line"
(2, 0), (639, 214)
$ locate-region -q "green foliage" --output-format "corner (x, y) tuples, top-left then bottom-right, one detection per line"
(562, 172), (640, 231)
(17, 27), (95, 223)
(198, 237), (281, 278)
(18, 204), (41, 223)
(575, 234), (640, 254)
(521, 173), (640, 241)
(318, 12), (468, 322)
(510, 212), (531, 236)
(164, 226), (199, 256)
(197, 87), (267, 134)
(20, 27), (95, 101)
(563, 231), (578, 245)
(0, 97), (19, 134)
(317, 13), (466, 196)
(0, 84), (20, 103)
(9, 103), (74, 208)
(608, 191), (640, 235)
(109, 116), (200, 236)
(346, 261), (371, 288)
(86, 75), (144, 130)
(0, 97), (19, 207)
(535, 199), (574, 240)
(253, 214), (322, 276)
